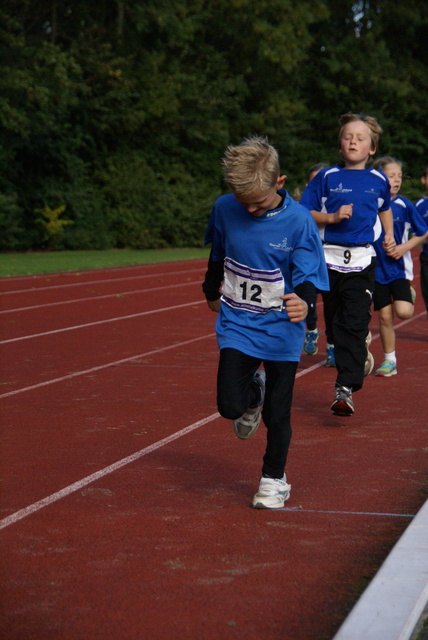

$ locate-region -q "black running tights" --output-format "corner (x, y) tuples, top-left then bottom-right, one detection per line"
(216, 348), (298, 478)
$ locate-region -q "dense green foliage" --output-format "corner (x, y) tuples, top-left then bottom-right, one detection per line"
(1, 0), (427, 250)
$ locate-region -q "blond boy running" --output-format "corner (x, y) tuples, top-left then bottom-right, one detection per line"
(300, 113), (395, 416)
(202, 137), (328, 508)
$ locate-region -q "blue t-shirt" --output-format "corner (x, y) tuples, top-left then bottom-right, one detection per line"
(374, 195), (428, 284)
(300, 164), (391, 246)
(204, 189), (329, 361)
(415, 196), (428, 256)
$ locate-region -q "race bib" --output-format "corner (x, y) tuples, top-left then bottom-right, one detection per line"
(323, 243), (375, 273)
(221, 258), (284, 313)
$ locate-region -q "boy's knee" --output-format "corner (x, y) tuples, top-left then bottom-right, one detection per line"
(397, 309), (414, 320)
(217, 397), (247, 420)
(394, 301), (414, 320)
(378, 311), (393, 327)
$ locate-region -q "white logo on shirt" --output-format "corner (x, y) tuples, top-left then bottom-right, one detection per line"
(365, 188), (379, 195)
(269, 238), (293, 252)
(331, 183), (352, 193)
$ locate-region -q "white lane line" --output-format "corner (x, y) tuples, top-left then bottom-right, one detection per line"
(2, 303), (423, 345)
(0, 332), (216, 399)
(0, 333), (323, 400)
(0, 266), (205, 295)
(0, 299), (206, 344)
(0, 325), (424, 531)
(282, 507), (414, 518)
(1, 257), (420, 294)
(292, 311), (425, 376)
(3, 277), (424, 343)
(0, 412), (220, 531)
(2, 310), (425, 397)
(393, 310), (427, 328)
(0, 358), (340, 531)
(0, 280), (200, 314)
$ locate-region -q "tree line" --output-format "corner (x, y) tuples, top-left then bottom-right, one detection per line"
(1, 0), (427, 251)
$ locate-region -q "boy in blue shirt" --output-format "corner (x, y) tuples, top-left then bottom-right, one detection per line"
(300, 113), (395, 417)
(202, 136), (329, 509)
(372, 157), (428, 376)
(415, 164), (428, 312)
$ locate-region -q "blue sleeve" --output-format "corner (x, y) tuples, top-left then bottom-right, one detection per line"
(291, 210), (329, 292)
(415, 198), (428, 217)
(408, 201), (428, 236)
(300, 171), (324, 211)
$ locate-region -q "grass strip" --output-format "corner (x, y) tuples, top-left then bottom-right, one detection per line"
(0, 248), (210, 277)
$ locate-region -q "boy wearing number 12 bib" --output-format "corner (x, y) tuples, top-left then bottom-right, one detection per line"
(300, 113), (396, 417)
(202, 136), (329, 509)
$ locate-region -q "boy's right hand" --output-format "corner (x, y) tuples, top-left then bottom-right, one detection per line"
(332, 204), (353, 223)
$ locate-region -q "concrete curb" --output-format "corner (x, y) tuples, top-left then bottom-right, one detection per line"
(332, 498), (428, 640)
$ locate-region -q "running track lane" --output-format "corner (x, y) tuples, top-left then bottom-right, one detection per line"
(0, 260), (427, 640)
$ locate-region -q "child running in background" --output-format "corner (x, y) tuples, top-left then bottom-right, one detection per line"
(372, 157), (428, 376)
(202, 136), (329, 509)
(300, 113), (395, 417)
(415, 164), (428, 313)
(302, 162), (330, 357)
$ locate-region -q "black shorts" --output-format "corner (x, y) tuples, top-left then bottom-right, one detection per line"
(373, 278), (413, 311)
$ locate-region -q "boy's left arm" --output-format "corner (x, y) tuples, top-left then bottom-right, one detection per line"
(293, 280), (317, 321)
(280, 281), (318, 323)
(378, 207), (396, 253)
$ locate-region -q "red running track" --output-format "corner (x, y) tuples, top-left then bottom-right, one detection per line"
(0, 258), (427, 640)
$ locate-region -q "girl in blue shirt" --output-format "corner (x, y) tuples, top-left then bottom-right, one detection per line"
(415, 164), (428, 312)
(372, 157), (428, 376)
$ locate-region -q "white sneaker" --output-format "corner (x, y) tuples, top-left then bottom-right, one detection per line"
(252, 474), (291, 509)
(233, 369), (266, 440)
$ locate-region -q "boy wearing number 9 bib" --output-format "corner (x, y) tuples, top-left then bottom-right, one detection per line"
(202, 136), (329, 509)
(300, 113), (396, 417)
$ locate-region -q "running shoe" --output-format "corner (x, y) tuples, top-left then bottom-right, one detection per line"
(375, 360), (397, 377)
(302, 329), (319, 355)
(252, 474), (291, 509)
(233, 369), (266, 440)
(364, 330), (374, 376)
(325, 345), (336, 367)
(331, 384), (354, 416)
(410, 286), (416, 305)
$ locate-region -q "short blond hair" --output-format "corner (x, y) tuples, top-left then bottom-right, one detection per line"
(222, 136), (280, 196)
(338, 113), (383, 153)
